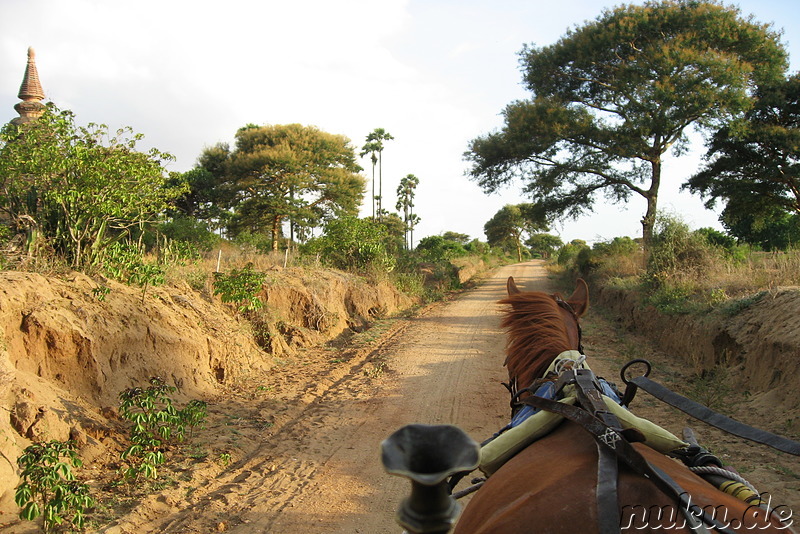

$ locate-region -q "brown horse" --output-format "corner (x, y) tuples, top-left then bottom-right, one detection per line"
(452, 277), (795, 534)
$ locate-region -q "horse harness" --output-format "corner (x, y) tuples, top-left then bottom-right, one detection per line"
(518, 360), (800, 534)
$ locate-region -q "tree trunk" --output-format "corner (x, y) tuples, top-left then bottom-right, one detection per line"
(641, 158), (662, 257)
(271, 215), (282, 252)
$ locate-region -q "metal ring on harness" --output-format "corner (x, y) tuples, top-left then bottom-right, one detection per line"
(619, 359), (651, 407)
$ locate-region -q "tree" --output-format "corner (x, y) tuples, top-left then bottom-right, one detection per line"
(201, 124), (365, 251)
(0, 104), (185, 268)
(686, 73), (800, 219)
(441, 231), (471, 245)
(360, 128), (393, 222)
(396, 173), (420, 250)
(303, 216), (395, 272)
(526, 233), (564, 259)
(465, 1), (787, 251)
(484, 204), (548, 262)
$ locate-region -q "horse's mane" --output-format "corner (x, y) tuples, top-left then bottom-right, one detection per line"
(499, 291), (573, 392)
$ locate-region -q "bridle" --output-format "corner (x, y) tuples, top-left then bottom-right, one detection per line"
(554, 295), (584, 354)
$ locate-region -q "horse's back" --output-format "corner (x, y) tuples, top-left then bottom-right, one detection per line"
(454, 422), (793, 533)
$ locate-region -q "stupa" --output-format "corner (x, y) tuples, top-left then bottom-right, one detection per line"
(12, 47), (46, 125)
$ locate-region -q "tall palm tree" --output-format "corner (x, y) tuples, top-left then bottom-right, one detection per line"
(359, 140), (380, 220)
(362, 128), (394, 222)
(396, 174), (420, 250)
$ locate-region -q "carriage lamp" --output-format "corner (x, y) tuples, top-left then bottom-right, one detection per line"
(382, 424), (480, 534)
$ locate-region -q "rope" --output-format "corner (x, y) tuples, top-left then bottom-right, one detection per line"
(553, 353), (586, 375)
(688, 465), (759, 494)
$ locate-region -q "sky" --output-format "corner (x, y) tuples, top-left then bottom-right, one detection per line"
(1, 0), (799, 246)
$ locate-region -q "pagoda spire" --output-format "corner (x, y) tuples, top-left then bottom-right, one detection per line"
(12, 47), (46, 125)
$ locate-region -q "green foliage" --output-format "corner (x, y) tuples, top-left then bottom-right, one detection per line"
(526, 233), (563, 259)
(645, 214), (721, 287)
(719, 290), (768, 317)
(15, 440), (94, 532)
(687, 73), (800, 221)
(557, 240), (589, 267)
(415, 235), (468, 262)
(721, 204), (800, 251)
(91, 285), (110, 302)
(206, 123), (365, 251)
(303, 217), (396, 272)
(103, 242), (165, 302)
(465, 1), (788, 247)
(396, 174), (420, 250)
(212, 264), (265, 313)
(159, 217), (220, 252)
(645, 283), (696, 315)
(0, 104), (187, 269)
(484, 204), (547, 262)
(118, 377), (207, 481)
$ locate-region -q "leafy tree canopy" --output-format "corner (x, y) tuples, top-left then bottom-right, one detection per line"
(525, 233), (564, 259)
(0, 104), (185, 268)
(199, 124), (365, 250)
(686, 73), (800, 218)
(484, 203), (548, 262)
(465, 0), (787, 248)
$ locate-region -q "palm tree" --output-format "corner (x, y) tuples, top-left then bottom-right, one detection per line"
(359, 140), (380, 220)
(361, 128), (394, 222)
(396, 174), (420, 250)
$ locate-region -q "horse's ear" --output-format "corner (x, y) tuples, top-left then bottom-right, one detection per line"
(507, 276), (521, 296)
(567, 278), (589, 317)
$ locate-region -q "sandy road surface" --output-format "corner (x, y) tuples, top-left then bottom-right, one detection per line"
(93, 257), (800, 534)
(98, 261), (552, 534)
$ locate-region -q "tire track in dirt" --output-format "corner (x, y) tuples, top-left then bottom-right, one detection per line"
(100, 261), (555, 534)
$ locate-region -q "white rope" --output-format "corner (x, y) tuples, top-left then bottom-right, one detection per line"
(553, 352), (586, 375)
(688, 465), (759, 494)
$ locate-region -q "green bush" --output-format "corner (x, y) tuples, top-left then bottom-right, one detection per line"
(159, 217), (220, 252)
(646, 214), (720, 287)
(118, 377), (207, 481)
(415, 235), (468, 262)
(302, 217), (396, 272)
(15, 440), (94, 532)
(212, 264), (265, 314)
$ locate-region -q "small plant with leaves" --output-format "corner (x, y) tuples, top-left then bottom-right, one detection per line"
(91, 284), (110, 301)
(180, 399), (208, 438)
(212, 264), (265, 314)
(118, 377), (184, 481)
(15, 440), (94, 532)
(118, 377), (208, 481)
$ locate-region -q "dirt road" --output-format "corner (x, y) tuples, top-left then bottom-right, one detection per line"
(95, 259), (800, 534)
(94, 261), (546, 533)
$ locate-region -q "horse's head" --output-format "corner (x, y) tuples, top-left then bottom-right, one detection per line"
(500, 277), (589, 396)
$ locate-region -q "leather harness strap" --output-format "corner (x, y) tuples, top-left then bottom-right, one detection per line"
(629, 376), (800, 456)
(521, 393), (736, 534)
(572, 370), (624, 534)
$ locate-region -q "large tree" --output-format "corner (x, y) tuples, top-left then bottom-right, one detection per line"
(201, 124), (365, 251)
(484, 204), (547, 262)
(686, 73), (800, 219)
(465, 0), (787, 249)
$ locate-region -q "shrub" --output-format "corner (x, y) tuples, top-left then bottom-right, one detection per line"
(15, 440), (94, 532)
(302, 217), (396, 272)
(212, 264), (265, 314)
(118, 377), (207, 481)
(159, 217), (220, 252)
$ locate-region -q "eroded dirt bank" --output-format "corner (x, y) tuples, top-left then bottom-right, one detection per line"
(1, 262), (799, 533)
(594, 284), (800, 415)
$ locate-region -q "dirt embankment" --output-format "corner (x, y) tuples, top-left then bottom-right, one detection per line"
(0, 267), (413, 513)
(2, 261), (800, 532)
(594, 284), (800, 408)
